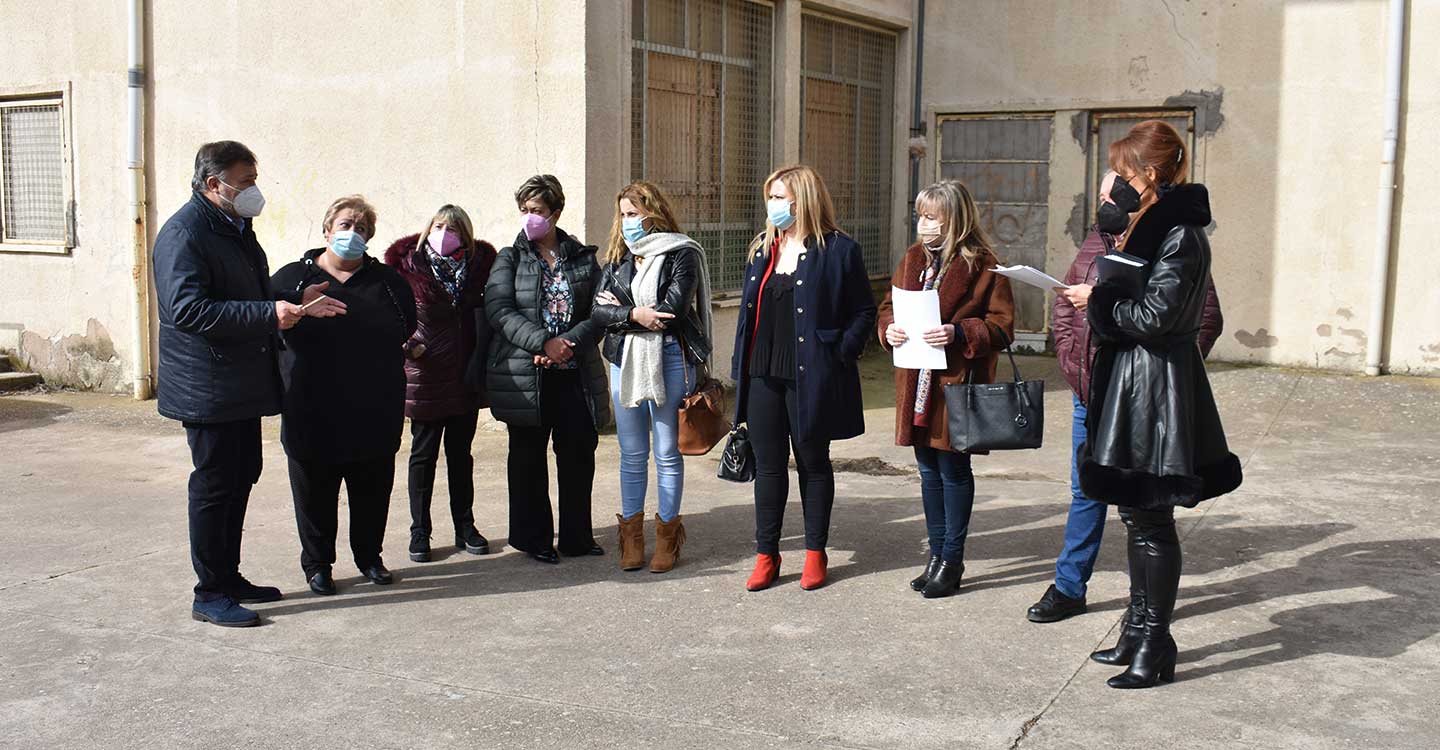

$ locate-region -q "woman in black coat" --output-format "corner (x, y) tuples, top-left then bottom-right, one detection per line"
(1077, 121), (1243, 689)
(731, 164), (877, 592)
(273, 195), (417, 596)
(485, 175), (612, 565)
(385, 205), (498, 564)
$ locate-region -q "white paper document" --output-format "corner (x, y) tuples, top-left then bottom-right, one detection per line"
(889, 287), (949, 370)
(994, 264), (1070, 290)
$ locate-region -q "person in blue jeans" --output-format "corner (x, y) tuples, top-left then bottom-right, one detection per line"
(592, 181), (713, 574)
(1027, 169), (1224, 623)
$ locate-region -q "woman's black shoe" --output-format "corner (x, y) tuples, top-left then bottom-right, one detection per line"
(1091, 594), (1146, 665)
(528, 548), (560, 565)
(308, 569), (337, 596)
(560, 541), (605, 557)
(910, 555), (942, 592)
(1027, 584), (1088, 623)
(1106, 634), (1177, 689)
(921, 560), (964, 599)
(409, 532), (432, 563)
(456, 528), (491, 555)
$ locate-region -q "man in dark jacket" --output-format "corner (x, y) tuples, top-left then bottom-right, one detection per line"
(152, 141), (344, 627)
(1026, 170), (1223, 624)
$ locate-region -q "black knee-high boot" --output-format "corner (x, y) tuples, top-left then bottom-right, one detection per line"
(1107, 508), (1180, 689)
(1091, 513), (1146, 665)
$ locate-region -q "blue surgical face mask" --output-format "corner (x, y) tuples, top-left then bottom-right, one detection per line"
(330, 230), (367, 261)
(622, 216), (648, 245)
(766, 198), (795, 231)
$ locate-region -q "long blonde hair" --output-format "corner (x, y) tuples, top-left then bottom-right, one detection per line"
(603, 181), (683, 265)
(747, 164), (841, 259)
(415, 204), (477, 256)
(914, 180), (993, 273)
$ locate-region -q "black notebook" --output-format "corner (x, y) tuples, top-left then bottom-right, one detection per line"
(1097, 252), (1149, 299)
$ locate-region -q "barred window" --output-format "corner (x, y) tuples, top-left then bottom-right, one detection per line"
(632, 0), (774, 293)
(800, 13), (895, 277)
(937, 113), (1053, 333)
(1, 98), (70, 249)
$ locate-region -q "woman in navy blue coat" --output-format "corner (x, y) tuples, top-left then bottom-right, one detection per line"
(730, 165), (877, 592)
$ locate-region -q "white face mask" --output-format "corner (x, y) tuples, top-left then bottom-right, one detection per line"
(218, 179), (266, 218)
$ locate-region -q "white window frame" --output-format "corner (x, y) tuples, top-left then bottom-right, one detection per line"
(0, 82), (75, 255)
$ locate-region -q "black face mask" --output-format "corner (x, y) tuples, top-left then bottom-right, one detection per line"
(1096, 175), (1143, 234)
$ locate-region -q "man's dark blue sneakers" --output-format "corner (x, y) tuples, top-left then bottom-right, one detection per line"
(192, 596), (261, 627)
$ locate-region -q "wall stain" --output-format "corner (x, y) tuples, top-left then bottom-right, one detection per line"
(1235, 328), (1279, 349)
(1163, 87), (1225, 135)
(1066, 193), (1088, 245)
(1335, 307), (1354, 320)
(19, 319), (125, 392)
(1315, 324), (1333, 337)
(1338, 327), (1368, 343)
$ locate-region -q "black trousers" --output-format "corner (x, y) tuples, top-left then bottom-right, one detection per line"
(184, 418), (263, 601)
(747, 376), (834, 555)
(507, 369), (598, 555)
(287, 455), (395, 577)
(408, 409), (479, 538)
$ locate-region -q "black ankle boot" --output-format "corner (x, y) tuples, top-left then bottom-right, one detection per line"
(1106, 630), (1177, 689)
(910, 555), (942, 592)
(1091, 593), (1146, 665)
(921, 560), (963, 599)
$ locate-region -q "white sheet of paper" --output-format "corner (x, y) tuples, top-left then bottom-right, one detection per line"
(994, 264), (1070, 290)
(890, 287), (948, 370)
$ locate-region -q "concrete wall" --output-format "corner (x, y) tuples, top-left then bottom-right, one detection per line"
(917, 0), (1437, 374)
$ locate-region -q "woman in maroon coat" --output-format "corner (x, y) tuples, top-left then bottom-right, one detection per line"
(384, 205), (497, 563)
(876, 180), (1016, 598)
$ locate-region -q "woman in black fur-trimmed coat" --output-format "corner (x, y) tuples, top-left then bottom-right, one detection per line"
(1071, 120), (1242, 690)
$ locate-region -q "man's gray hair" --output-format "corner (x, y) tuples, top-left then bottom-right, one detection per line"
(190, 140), (257, 192)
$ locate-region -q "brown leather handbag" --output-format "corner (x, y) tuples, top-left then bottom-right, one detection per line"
(678, 377), (730, 455)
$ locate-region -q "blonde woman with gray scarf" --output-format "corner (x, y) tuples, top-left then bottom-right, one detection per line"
(592, 181), (713, 574)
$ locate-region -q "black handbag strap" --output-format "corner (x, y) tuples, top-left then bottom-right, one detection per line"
(965, 327), (1024, 384)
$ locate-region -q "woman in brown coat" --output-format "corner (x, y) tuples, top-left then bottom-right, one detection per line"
(877, 180), (1015, 598)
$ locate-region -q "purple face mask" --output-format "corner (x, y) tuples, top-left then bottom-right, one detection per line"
(523, 212), (552, 242)
(428, 228), (463, 257)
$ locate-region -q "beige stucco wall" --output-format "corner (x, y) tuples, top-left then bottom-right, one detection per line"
(918, 0), (1436, 374)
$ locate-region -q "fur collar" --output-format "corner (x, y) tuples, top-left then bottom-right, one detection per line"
(1123, 183), (1211, 262)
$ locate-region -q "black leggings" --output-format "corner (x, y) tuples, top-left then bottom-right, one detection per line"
(747, 376), (834, 555)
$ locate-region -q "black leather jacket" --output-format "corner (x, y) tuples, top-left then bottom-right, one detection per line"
(591, 245), (711, 368)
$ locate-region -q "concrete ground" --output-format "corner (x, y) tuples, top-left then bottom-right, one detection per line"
(1, 356), (1438, 749)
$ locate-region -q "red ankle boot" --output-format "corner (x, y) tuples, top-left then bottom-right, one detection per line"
(746, 553), (781, 591)
(800, 549), (828, 590)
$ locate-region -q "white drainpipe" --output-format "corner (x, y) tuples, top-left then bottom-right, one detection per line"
(1365, 0), (1407, 376)
(128, 0), (152, 399)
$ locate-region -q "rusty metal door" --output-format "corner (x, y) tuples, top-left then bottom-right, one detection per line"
(936, 113), (1052, 333)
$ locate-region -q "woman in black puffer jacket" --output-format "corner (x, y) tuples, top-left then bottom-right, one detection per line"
(386, 205), (497, 564)
(1078, 120), (1243, 690)
(486, 175), (611, 565)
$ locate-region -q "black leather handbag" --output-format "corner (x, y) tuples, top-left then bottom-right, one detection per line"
(942, 334), (1044, 452)
(716, 424), (756, 483)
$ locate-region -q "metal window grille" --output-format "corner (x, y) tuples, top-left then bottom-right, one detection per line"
(799, 13), (895, 277)
(0, 101), (67, 244)
(937, 113), (1053, 333)
(632, 0), (774, 293)
(1088, 110), (1196, 218)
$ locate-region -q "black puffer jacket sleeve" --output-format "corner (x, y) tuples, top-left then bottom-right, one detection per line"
(562, 258), (605, 349)
(654, 247), (699, 330)
(1089, 226), (1202, 345)
(485, 247), (550, 354)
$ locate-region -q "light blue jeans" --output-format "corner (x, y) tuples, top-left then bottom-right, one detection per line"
(610, 339), (693, 522)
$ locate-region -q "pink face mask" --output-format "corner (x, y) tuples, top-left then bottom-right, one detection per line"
(429, 228), (462, 257)
(523, 212), (552, 242)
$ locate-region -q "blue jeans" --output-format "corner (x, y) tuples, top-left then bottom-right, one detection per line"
(914, 445), (975, 564)
(610, 340), (693, 522)
(1053, 394), (1109, 599)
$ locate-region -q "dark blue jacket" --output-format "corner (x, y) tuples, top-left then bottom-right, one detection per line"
(730, 231), (877, 442)
(152, 192), (296, 424)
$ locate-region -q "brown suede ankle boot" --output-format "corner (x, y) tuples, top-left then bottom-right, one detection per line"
(650, 514), (686, 573)
(617, 512), (646, 571)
